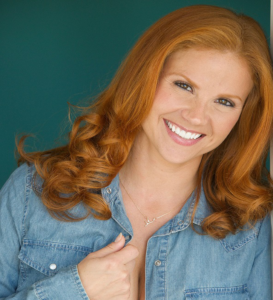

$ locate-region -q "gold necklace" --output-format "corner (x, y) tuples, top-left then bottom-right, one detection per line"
(120, 179), (179, 227)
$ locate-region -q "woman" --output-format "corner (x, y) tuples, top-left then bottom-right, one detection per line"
(0, 5), (272, 300)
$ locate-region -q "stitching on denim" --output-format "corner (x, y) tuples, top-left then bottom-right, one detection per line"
(185, 284), (248, 296)
(19, 240), (91, 276)
(19, 260), (27, 283)
(32, 170), (43, 195)
(110, 200), (133, 236)
(21, 164), (33, 241)
(111, 213), (132, 237)
(162, 199), (196, 235)
(220, 231), (257, 252)
(72, 265), (89, 300)
(165, 234), (170, 300)
(23, 239), (92, 253)
(34, 281), (50, 300)
(19, 254), (54, 277)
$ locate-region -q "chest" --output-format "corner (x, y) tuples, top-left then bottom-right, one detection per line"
(128, 237), (147, 300)
(123, 188), (189, 299)
(127, 219), (160, 300)
(19, 197), (259, 300)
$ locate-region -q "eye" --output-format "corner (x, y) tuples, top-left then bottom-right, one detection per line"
(216, 98), (235, 107)
(174, 81), (193, 93)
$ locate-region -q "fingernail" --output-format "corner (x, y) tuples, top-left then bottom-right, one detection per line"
(115, 233), (123, 242)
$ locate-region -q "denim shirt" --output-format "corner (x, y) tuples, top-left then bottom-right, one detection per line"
(0, 163), (271, 299)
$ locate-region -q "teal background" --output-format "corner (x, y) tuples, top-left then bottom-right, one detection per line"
(0, 0), (270, 187)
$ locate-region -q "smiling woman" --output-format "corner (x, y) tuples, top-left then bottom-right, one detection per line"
(0, 4), (273, 300)
(140, 48), (253, 166)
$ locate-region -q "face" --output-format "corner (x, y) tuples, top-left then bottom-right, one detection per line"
(136, 48), (253, 168)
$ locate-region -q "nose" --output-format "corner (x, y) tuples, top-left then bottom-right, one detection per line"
(180, 100), (208, 126)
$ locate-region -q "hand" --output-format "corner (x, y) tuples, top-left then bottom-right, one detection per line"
(77, 233), (139, 300)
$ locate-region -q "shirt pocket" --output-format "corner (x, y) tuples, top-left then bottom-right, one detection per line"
(184, 285), (249, 299)
(18, 239), (92, 288)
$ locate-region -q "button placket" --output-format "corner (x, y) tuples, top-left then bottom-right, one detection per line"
(154, 260), (162, 266)
(145, 235), (169, 299)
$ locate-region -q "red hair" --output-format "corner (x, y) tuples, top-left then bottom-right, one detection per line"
(18, 5), (273, 238)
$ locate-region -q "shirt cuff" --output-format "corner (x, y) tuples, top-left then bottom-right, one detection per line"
(34, 265), (89, 300)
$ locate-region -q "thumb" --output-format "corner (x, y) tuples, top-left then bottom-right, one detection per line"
(90, 233), (125, 259)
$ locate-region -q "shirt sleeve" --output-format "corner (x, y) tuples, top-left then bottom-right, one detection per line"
(0, 164), (89, 300)
(247, 214), (272, 299)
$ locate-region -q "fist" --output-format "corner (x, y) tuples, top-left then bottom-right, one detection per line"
(77, 233), (139, 300)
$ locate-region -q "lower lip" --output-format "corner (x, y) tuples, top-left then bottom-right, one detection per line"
(164, 120), (204, 146)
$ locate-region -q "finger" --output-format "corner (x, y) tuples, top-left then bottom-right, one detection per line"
(125, 257), (136, 273)
(90, 233), (126, 259)
(110, 244), (139, 264)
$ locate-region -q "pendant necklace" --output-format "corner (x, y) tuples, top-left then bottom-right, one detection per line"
(120, 179), (179, 227)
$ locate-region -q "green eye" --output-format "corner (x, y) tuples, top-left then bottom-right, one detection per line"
(175, 82), (193, 92)
(216, 98), (234, 107)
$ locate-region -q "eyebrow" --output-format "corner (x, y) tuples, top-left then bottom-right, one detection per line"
(166, 72), (243, 102)
(167, 72), (200, 90)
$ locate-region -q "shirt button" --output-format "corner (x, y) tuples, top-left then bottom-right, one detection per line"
(154, 260), (161, 266)
(125, 236), (130, 240)
(49, 263), (57, 270)
(106, 188), (112, 194)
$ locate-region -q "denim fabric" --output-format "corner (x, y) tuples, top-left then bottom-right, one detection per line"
(0, 163), (271, 299)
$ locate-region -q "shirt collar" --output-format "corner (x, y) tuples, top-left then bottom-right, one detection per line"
(101, 174), (213, 236)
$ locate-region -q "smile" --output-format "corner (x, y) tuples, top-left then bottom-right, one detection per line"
(165, 120), (202, 140)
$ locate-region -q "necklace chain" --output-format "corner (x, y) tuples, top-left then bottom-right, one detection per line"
(120, 179), (178, 227)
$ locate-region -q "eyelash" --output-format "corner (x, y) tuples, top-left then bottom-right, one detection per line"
(216, 98), (234, 107)
(174, 81), (235, 107)
(174, 81), (193, 92)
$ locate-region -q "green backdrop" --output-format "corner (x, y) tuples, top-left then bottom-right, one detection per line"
(0, 0), (270, 187)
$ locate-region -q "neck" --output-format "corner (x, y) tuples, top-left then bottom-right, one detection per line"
(119, 139), (201, 210)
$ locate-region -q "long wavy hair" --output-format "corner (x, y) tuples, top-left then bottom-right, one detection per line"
(18, 5), (273, 238)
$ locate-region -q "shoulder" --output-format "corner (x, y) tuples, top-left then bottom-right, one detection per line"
(0, 163), (43, 222)
(0, 163), (38, 241)
(0, 163), (35, 201)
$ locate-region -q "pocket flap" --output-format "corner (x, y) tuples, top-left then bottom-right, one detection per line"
(18, 239), (92, 276)
(185, 284), (249, 299)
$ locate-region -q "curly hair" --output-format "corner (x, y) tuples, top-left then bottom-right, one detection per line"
(18, 5), (273, 238)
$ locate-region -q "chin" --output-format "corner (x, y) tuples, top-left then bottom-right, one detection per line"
(159, 150), (202, 166)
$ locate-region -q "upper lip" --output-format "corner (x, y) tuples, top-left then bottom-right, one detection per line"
(164, 119), (205, 135)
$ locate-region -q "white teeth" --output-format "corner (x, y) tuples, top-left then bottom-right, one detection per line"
(193, 133), (200, 139)
(166, 120), (202, 140)
(180, 130), (186, 138)
(185, 132), (191, 139)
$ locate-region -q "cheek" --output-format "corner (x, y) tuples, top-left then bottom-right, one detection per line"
(153, 89), (182, 114)
(154, 88), (170, 105)
(214, 113), (241, 139)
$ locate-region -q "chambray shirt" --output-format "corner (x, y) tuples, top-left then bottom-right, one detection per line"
(0, 163), (271, 299)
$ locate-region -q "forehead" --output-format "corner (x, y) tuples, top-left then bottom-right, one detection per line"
(164, 47), (251, 72)
(163, 47), (253, 80)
